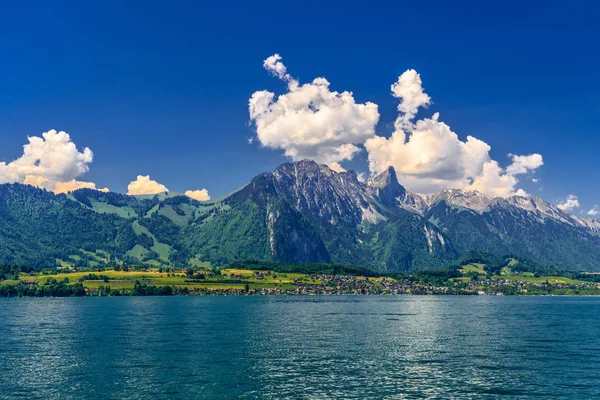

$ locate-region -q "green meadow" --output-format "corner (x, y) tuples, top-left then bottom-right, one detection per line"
(17, 268), (311, 293)
(459, 263), (485, 275)
(493, 275), (586, 285)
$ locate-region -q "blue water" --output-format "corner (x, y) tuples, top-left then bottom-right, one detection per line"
(1, 296), (599, 399)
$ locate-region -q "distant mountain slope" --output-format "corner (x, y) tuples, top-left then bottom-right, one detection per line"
(0, 185), (141, 268)
(1, 160), (600, 272)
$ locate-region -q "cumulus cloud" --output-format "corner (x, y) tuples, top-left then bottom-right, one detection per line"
(185, 189), (211, 201)
(127, 175), (168, 196)
(263, 54), (294, 84)
(22, 175), (50, 188)
(53, 180), (109, 194)
(557, 194), (580, 212)
(365, 70), (543, 196)
(0, 129), (108, 193)
(506, 154), (544, 175)
(249, 59), (544, 197)
(391, 69), (431, 128)
(249, 54), (379, 168)
(328, 162), (347, 173)
(587, 205), (598, 216)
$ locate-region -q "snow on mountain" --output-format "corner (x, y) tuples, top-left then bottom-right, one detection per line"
(427, 189), (494, 212)
(252, 160), (599, 245)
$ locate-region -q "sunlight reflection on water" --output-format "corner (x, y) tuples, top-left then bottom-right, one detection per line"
(1, 296), (599, 399)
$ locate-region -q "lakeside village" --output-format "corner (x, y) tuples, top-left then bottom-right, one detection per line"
(260, 274), (600, 296)
(2, 256), (600, 297)
(179, 273), (600, 296)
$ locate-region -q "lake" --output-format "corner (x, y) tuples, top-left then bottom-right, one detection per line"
(1, 296), (599, 399)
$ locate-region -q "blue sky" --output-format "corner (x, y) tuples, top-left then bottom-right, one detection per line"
(1, 0), (599, 212)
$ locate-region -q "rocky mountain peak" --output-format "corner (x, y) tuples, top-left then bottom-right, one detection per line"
(269, 160), (376, 226)
(256, 160), (599, 235)
(505, 195), (546, 210)
(4, 159), (600, 272)
(428, 189), (494, 212)
(274, 159), (327, 178)
(368, 166), (399, 188)
(502, 194), (593, 228)
(367, 166), (408, 207)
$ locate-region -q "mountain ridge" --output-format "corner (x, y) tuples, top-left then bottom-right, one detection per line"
(1, 160), (599, 272)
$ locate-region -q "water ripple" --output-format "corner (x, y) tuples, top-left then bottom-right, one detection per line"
(1, 296), (599, 399)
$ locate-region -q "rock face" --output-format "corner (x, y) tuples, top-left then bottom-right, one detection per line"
(262, 161), (456, 270)
(2, 159), (600, 272)
(217, 160), (600, 271)
(271, 160), (372, 227)
(427, 189), (494, 212)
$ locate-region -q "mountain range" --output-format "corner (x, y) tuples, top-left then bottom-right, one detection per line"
(1, 159), (600, 272)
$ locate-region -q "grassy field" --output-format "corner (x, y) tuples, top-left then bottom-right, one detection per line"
(25, 266), (582, 291)
(459, 263), (485, 275)
(90, 200), (137, 218)
(158, 205), (190, 227)
(16, 268), (309, 292)
(130, 221), (172, 262)
(453, 261), (588, 285)
(492, 275), (586, 285)
(126, 244), (150, 259)
(7, 262), (594, 296)
(452, 277), (471, 283)
(221, 268), (311, 283)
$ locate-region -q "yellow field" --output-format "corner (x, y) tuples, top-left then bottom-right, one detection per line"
(26, 270), (167, 284)
(17, 268), (308, 292)
(221, 269), (312, 284)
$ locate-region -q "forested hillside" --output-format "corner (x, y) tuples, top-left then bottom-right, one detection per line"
(2, 161), (600, 272)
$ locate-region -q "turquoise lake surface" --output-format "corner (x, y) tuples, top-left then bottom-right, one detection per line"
(1, 296), (599, 399)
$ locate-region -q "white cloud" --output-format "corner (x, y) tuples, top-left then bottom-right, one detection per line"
(53, 180), (109, 194)
(127, 175), (168, 196)
(588, 205), (598, 216)
(0, 129), (93, 184)
(391, 69), (431, 128)
(327, 162), (346, 173)
(365, 71), (543, 197)
(22, 175), (50, 188)
(249, 54), (380, 165)
(466, 155), (542, 198)
(185, 189), (211, 201)
(532, 178), (540, 183)
(0, 129), (108, 193)
(506, 154), (544, 175)
(263, 54), (294, 84)
(557, 194), (580, 212)
(515, 189), (529, 197)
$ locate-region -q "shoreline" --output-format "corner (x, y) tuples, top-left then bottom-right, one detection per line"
(3, 292), (600, 298)
(4, 264), (600, 298)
